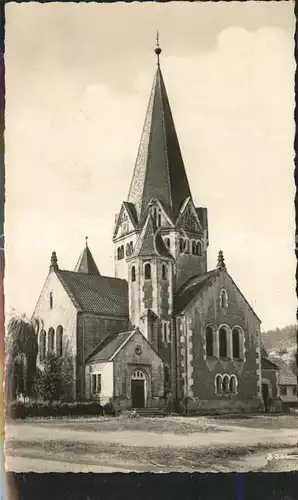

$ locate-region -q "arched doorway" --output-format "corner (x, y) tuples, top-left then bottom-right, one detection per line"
(131, 369), (147, 409)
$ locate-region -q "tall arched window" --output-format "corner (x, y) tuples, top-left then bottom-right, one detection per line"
(192, 241), (196, 255)
(129, 241), (134, 254)
(164, 366), (170, 386)
(219, 327), (228, 358)
(117, 247), (121, 260)
(121, 245), (124, 259)
(162, 264), (168, 281)
(222, 375), (229, 394)
(144, 263), (151, 280)
(205, 326), (214, 357)
(39, 330), (46, 362)
(48, 328), (55, 354)
(184, 239), (189, 254)
(131, 265), (136, 282)
(215, 374), (222, 394)
(49, 292), (53, 309)
(232, 328), (241, 359)
(157, 212), (162, 227)
(229, 375), (238, 394)
(126, 243), (130, 257)
(197, 241), (202, 256)
(56, 325), (63, 357)
(165, 237), (170, 248)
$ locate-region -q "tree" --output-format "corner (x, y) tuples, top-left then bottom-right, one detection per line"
(5, 314), (41, 402)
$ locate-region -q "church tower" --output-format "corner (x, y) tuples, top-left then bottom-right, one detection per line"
(113, 36), (209, 389)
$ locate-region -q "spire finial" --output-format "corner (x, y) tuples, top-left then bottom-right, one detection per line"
(50, 250), (59, 272)
(85, 236), (88, 247)
(217, 250), (227, 271)
(154, 30), (162, 66)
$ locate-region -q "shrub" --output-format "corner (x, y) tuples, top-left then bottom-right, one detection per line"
(6, 400), (105, 419)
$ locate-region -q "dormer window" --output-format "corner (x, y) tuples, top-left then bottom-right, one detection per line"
(49, 292), (53, 309)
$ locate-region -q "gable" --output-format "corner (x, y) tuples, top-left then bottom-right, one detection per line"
(114, 328), (163, 364)
(33, 270), (78, 318)
(113, 203), (137, 240)
(176, 198), (203, 234)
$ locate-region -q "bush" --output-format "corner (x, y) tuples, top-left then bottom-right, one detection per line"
(6, 400), (105, 419)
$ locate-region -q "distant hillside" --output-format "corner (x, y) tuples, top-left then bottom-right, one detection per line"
(261, 325), (297, 374)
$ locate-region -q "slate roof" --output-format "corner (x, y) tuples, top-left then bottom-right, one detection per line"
(74, 244), (101, 275)
(127, 64), (192, 222)
(132, 212), (173, 259)
(86, 330), (134, 363)
(261, 357), (280, 371)
(57, 270), (128, 316)
(174, 270), (219, 314)
(269, 357), (297, 385)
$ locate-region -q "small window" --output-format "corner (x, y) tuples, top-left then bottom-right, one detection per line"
(229, 375), (238, 394)
(144, 263), (151, 280)
(222, 375), (229, 394)
(280, 386), (287, 396)
(219, 327), (228, 358)
(197, 241), (202, 256)
(215, 375), (222, 394)
(179, 238), (185, 253)
(39, 330), (46, 362)
(162, 264), (168, 280)
(157, 212), (162, 227)
(48, 328), (55, 353)
(165, 237), (170, 248)
(206, 326), (214, 357)
(91, 373), (101, 394)
(184, 239), (189, 254)
(56, 325), (63, 357)
(131, 266), (136, 282)
(49, 292), (53, 309)
(220, 289), (228, 309)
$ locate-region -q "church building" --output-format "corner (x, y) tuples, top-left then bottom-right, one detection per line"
(33, 40), (264, 413)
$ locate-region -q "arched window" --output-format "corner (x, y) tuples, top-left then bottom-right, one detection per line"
(129, 241), (134, 254)
(219, 327), (228, 358)
(126, 243), (130, 257)
(232, 328), (241, 359)
(162, 263), (168, 281)
(152, 208), (157, 226)
(39, 330), (46, 362)
(229, 375), (238, 394)
(179, 238), (185, 253)
(222, 375), (230, 394)
(132, 369), (146, 380)
(121, 245), (124, 259)
(197, 241), (202, 256)
(48, 328), (55, 354)
(165, 237), (170, 248)
(220, 289), (228, 309)
(131, 266), (136, 282)
(56, 325), (63, 357)
(49, 292), (53, 309)
(144, 263), (151, 280)
(205, 326), (214, 357)
(215, 374), (222, 394)
(192, 241), (196, 255)
(157, 212), (162, 227)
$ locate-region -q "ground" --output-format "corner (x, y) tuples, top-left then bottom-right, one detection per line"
(5, 414), (298, 473)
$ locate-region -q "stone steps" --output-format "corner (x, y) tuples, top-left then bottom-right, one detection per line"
(133, 408), (166, 417)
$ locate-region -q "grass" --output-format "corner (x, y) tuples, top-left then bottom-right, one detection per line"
(6, 437), (295, 472)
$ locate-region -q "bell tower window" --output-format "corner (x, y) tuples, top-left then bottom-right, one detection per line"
(131, 266), (136, 282)
(144, 263), (151, 280)
(162, 263), (168, 280)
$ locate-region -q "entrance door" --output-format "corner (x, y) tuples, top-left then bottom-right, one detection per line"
(262, 383), (269, 412)
(131, 369), (146, 408)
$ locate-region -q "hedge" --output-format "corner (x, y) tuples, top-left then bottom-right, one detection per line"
(6, 400), (112, 419)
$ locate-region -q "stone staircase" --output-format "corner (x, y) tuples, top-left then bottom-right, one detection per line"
(133, 407), (166, 417)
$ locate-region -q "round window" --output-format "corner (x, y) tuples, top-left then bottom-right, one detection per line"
(135, 344), (142, 355)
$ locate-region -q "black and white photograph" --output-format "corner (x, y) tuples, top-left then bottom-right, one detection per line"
(4, 1), (298, 473)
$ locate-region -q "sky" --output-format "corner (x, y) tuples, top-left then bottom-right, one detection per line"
(4, 1), (296, 331)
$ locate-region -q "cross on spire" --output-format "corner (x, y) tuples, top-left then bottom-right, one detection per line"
(154, 30), (162, 66)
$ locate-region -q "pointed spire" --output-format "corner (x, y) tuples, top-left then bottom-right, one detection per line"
(127, 44), (192, 222)
(50, 251), (59, 272)
(217, 250), (227, 271)
(74, 239), (101, 275)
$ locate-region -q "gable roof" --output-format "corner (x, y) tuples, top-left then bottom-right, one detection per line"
(86, 330), (135, 363)
(132, 212), (173, 259)
(174, 270), (219, 314)
(56, 270), (128, 316)
(74, 243), (101, 275)
(261, 357), (280, 371)
(127, 63), (192, 222)
(269, 357), (297, 385)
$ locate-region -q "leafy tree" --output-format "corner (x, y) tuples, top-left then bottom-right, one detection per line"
(5, 315), (41, 401)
